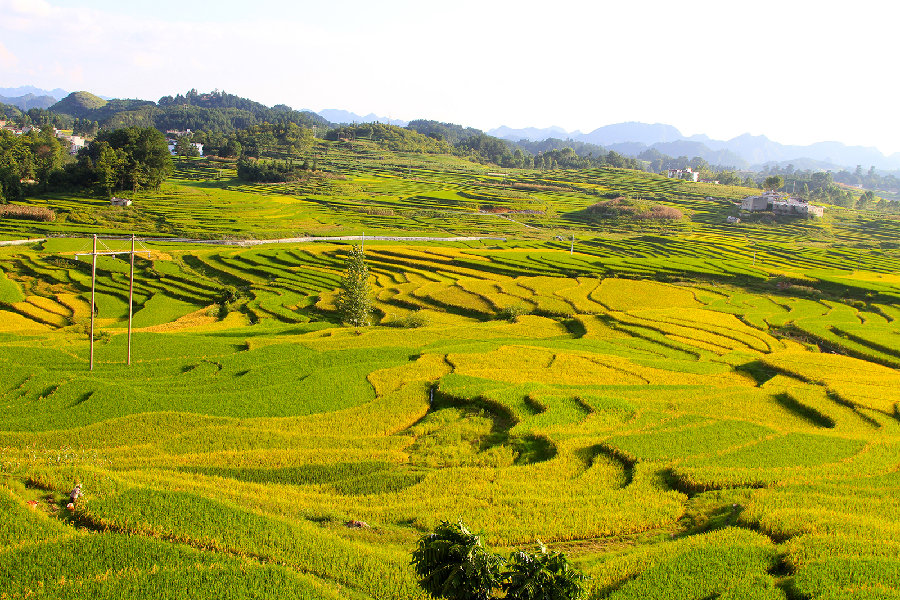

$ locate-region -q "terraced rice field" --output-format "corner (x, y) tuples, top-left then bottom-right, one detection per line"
(1, 156), (900, 599)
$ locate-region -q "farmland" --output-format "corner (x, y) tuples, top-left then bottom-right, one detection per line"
(1, 146), (900, 599)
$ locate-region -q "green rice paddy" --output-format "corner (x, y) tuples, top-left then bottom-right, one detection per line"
(1, 147), (899, 599)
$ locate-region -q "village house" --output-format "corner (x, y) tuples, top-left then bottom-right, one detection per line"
(110, 197), (132, 207)
(167, 141), (204, 156)
(740, 191), (823, 218)
(667, 167), (699, 182)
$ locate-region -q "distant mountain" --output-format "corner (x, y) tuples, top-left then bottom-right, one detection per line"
(495, 120), (900, 171)
(0, 93), (59, 111)
(317, 109), (407, 127)
(0, 86), (68, 100)
(489, 125), (574, 141)
(579, 122), (684, 147)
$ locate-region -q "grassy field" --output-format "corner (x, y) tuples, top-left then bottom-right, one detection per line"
(1, 149), (899, 599)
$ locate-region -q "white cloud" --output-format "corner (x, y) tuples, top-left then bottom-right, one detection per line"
(0, 41), (18, 69)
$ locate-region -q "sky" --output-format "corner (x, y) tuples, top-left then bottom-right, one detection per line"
(1, 0), (898, 154)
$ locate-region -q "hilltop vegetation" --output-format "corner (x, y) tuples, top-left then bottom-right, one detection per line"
(1, 116), (900, 599)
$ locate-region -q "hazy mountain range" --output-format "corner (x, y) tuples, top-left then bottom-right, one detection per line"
(0, 85), (69, 111)
(315, 108), (408, 127)
(5, 86), (898, 171)
(488, 123), (900, 171)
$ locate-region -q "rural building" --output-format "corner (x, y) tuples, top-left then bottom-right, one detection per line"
(740, 192), (823, 218)
(667, 168), (699, 182)
(58, 134), (86, 155)
(772, 199), (823, 218)
(167, 141), (204, 156)
(699, 178), (720, 184)
(726, 216), (741, 224)
(741, 195), (770, 211)
(110, 197), (132, 207)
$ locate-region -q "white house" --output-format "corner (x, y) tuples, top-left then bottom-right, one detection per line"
(667, 167), (699, 182)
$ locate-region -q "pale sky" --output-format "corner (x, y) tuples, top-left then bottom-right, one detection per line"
(2, 0), (898, 155)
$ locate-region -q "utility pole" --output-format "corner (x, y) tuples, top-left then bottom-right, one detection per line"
(127, 233), (135, 366)
(90, 234), (97, 371)
(76, 235), (150, 370)
(571, 234), (575, 255)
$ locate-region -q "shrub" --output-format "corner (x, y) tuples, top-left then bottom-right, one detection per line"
(497, 304), (533, 322)
(387, 311), (430, 328)
(411, 520), (505, 600)
(503, 543), (587, 600)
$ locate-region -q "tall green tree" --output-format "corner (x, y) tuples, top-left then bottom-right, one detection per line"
(335, 245), (372, 327)
(763, 175), (784, 191)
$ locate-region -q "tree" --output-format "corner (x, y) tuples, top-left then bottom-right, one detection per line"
(411, 521), (505, 600)
(503, 543), (587, 600)
(763, 175), (784, 191)
(175, 136), (200, 157)
(335, 245), (372, 327)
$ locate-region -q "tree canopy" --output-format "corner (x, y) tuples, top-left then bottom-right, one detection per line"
(75, 126), (173, 196)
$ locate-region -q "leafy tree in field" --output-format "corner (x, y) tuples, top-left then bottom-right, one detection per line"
(335, 245), (372, 327)
(763, 175), (784, 191)
(411, 520), (505, 600)
(503, 543), (587, 600)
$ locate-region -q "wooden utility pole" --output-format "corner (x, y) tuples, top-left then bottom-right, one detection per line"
(75, 235), (150, 371)
(127, 233), (135, 366)
(90, 234), (97, 371)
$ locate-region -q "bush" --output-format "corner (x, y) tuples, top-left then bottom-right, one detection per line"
(412, 522), (586, 600)
(387, 311), (429, 328)
(411, 520), (504, 600)
(497, 304), (532, 322)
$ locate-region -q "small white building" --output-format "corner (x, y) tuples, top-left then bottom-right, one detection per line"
(110, 197), (132, 207)
(667, 167), (699, 182)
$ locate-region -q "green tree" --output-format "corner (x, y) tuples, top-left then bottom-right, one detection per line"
(95, 142), (124, 198)
(502, 543), (587, 600)
(858, 190), (876, 210)
(763, 175), (784, 191)
(175, 136), (200, 157)
(411, 521), (505, 600)
(335, 245), (372, 327)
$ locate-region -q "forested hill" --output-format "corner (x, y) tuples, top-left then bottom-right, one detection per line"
(45, 89), (331, 133)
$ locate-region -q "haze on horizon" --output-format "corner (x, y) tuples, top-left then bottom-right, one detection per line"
(1, 0), (897, 155)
